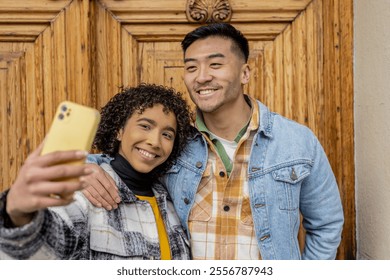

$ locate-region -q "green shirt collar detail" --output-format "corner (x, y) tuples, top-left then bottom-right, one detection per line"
(195, 98), (253, 144)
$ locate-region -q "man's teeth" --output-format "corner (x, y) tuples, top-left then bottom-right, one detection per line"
(138, 149), (156, 158)
(199, 89), (215, 95)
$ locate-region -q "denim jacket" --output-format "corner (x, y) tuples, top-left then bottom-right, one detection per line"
(87, 100), (344, 260)
(163, 100), (343, 260)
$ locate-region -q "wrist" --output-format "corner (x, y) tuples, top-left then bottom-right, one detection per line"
(4, 192), (34, 227)
(7, 211), (34, 227)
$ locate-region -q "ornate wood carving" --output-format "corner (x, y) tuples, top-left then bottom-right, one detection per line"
(186, 0), (232, 23)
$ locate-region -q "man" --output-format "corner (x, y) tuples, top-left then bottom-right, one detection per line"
(84, 23), (344, 260)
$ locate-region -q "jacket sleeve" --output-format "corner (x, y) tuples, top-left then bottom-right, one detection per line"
(300, 137), (344, 260)
(0, 191), (90, 259)
(86, 154), (112, 165)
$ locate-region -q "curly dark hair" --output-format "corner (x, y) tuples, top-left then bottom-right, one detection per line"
(93, 83), (193, 178)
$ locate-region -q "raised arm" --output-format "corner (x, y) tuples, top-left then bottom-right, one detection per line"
(5, 141), (92, 227)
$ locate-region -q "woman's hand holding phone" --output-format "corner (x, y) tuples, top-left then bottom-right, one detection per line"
(5, 142), (93, 227)
(5, 101), (100, 227)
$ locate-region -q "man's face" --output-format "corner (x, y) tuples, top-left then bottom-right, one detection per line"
(183, 36), (250, 114)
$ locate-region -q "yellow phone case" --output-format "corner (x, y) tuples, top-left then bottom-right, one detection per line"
(41, 101), (100, 165)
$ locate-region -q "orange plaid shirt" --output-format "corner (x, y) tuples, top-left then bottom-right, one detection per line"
(188, 95), (261, 260)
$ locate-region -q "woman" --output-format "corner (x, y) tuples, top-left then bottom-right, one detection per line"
(0, 83), (193, 260)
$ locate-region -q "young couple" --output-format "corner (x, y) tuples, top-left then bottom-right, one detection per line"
(0, 23), (344, 260)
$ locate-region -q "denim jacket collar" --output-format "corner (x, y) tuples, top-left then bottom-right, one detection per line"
(257, 100), (274, 139)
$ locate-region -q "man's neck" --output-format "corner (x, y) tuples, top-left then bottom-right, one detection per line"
(202, 95), (251, 141)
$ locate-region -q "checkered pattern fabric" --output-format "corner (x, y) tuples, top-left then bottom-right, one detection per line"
(189, 95), (262, 260)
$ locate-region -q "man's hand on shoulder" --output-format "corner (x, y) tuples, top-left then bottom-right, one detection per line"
(82, 163), (121, 210)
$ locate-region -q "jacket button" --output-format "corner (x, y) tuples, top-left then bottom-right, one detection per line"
(195, 162), (203, 168)
(254, 203), (265, 208)
(260, 234), (270, 241)
(219, 171), (225, 177)
(184, 198), (190, 205)
(290, 168), (298, 181)
(223, 205), (230, 212)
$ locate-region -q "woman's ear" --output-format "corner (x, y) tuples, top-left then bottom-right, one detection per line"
(117, 129), (123, 141)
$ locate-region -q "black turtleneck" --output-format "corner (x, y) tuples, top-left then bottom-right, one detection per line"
(110, 153), (155, 197)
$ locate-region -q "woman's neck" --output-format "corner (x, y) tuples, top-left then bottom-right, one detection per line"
(110, 153), (154, 197)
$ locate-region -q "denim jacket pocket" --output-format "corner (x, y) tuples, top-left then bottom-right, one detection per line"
(272, 163), (311, 211)
(188, 166), (212, 221)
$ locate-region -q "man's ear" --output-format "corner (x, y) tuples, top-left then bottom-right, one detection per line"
(241, 63), (250, 85)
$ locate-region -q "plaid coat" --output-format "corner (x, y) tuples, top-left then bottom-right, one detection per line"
(0, 163), (191, 260)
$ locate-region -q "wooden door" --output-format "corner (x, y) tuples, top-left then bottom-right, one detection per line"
(0, 0), (354, 259)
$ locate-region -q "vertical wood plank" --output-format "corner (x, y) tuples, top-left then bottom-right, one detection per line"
(306, 1), (317, 133)
(121, 28), (139, 87)
(3, 55), (13, 189)
(263, 43), (275, 109)
(7, 53), (16, 188)
(246, 41), (265, 102)
(16, 51), (27, 181)
(95, 2), (109, 109)
(322, 0), (355, 259)
(338, 0), (355, 260)
(0, 48), (30, 192)
(282, 25), (293, 119)
(107, 5), (122, 96)
(323, 0), (338, 165)
(42, 25), (54, 131)
(310, 0), (324, 142)
(51, 10), (67, 125)
(95, 1), (122, 109)
(89, 1), (97, 109)
(79, 0), (93, 106)
(291, 9), (308, 126)
(33, 34), (44, 144)
(24, 40), (42, 151)
(65, 1), (81, 102)
(0, 57), (7, 189)
(273, 33), (285, 116)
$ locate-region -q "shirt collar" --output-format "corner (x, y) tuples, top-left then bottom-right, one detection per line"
(195, 94), (260, 143)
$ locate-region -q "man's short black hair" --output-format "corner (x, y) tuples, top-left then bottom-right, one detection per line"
(181, 23), (249, 62)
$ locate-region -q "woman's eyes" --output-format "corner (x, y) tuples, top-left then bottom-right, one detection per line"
(162, 132), (174, 140)
(138, 124), (150, 130)
(138, 124), (174, 140)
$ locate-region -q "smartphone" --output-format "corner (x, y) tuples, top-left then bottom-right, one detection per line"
(41, 101), (100, 166)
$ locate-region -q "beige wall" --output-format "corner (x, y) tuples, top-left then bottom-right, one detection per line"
(355, 0), (390, 259)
